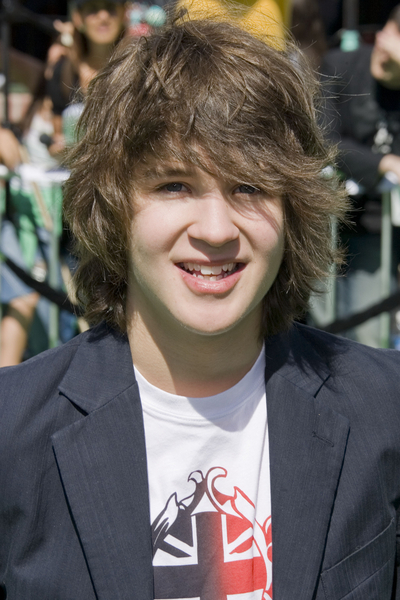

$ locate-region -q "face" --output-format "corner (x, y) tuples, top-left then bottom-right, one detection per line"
(74, 1), (125, 45)
(126, 159), (285, 342)
(371, 21), (400, 88)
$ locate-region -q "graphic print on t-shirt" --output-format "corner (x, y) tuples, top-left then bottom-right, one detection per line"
(152, 466), (272, 600)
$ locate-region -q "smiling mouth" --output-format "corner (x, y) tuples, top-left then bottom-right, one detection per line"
(178, 262), (240, 280)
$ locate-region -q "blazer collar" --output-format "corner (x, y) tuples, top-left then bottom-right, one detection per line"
(58, 323), (137, 413)
(54, 323), (153, 600)
(55, 323), (350, 600)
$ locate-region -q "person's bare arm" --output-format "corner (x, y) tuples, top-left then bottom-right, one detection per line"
(0, 128), (21, 170)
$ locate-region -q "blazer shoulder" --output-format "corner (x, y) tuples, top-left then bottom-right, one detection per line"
(0, 332), (82, 388)
(292, 325), (400, 418)
(294, 323), (400, 371)
(0, 322), (130, 418)
(0, 328), (98, 419)
(274, 324), (400, 395)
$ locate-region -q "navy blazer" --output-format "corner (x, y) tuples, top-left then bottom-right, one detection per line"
(1, 322), (400, 599)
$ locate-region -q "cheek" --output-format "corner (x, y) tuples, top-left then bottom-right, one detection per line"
(252, 218), (285, 278)
(81, 18), (94, 35)
(133, 202), (187, 250)
(263, 229), (285, 272)
(130, 221), (157, 264)
(129, 211), (172, 264)
(255, 202), (285, 254)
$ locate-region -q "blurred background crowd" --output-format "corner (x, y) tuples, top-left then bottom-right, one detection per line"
(0, 0), (400, 366)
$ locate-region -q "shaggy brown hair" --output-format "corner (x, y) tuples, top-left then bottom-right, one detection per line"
(63, 18), (348, 336)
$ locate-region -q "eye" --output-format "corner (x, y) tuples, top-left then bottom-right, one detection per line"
(163, 182), (187, 193)
(234, 184), (260, 195)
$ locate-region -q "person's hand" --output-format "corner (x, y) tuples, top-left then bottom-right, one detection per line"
(45, 20), (75, 79)
(48, 132), (66, 158)
(371, 21), (400, 87)
(379, 153), (400, 182)
(0, 127), (21, 170)
(53, 20), (74, 48)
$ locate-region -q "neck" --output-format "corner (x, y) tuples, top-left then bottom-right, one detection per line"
(127, 309), (263, 398)
(85, 41), (114, 70)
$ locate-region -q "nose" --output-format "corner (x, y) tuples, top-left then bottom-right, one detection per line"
(187, 193), (240, 248)
(96, 9), (111, 18)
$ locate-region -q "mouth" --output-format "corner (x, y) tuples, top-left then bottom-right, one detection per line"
(177, 262), (242, 281)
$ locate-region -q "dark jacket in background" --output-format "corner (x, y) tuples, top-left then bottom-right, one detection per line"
(321, 44), (400, 234)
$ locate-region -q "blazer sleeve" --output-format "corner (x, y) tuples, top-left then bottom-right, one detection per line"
(396, 507), (400, 598)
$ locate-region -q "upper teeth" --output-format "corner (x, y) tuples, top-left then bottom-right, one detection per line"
(183, 263), (235, 275)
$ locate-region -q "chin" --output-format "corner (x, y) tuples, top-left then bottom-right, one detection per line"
(178, 313), (254, 337)
(181, 324), (239, 337)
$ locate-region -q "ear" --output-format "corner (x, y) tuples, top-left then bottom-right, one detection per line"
(72, 10), (85, 33)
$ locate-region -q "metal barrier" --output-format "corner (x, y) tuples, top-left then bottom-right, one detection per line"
(0, 164), (69, 350)
(310, 173), (400, 348)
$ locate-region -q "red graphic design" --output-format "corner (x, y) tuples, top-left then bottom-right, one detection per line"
(151, 467), (272, 599)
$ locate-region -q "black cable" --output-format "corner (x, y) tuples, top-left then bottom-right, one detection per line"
(321, 291), (400, 333)
(1, 255), (81, 316)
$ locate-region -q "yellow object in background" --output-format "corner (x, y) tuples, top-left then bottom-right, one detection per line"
(176, 0), (291, 46)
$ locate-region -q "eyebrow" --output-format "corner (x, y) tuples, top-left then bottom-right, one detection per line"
(140, 166), (197, 180)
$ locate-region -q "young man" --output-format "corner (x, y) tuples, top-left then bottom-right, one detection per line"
(1, 19), (400, 600)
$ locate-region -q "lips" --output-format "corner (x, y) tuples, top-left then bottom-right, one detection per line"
(178, 262), (239, 281)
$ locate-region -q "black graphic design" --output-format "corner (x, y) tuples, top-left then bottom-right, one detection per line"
(151, 466), (272, 599)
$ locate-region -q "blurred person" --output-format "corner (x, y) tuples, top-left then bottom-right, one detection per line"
(0, 223), (40, 367)
(320, 5), (400, 346)
(0, 128), (40, 367)
(0, 70), (74, 367)
(0, 25), (74, 366)
(47, 0), (127, 153)
(2, 2), (125, 364)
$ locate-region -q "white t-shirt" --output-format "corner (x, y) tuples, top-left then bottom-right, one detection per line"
(136, 347), (272, 600)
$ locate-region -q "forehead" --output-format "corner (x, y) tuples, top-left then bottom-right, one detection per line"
(136, 162), (197, 181)
(132, 141), (268, 184)
(78, 0), (122, 14)
(134, 150), (215, 180)
(132, 138), (210, 173)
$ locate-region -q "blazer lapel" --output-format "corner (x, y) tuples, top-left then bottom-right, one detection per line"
(52, 325), (153, 600)
(265, 328), (350, 600)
